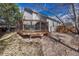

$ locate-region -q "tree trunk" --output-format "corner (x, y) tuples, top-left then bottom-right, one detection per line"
(71, 4), (79, 34)
(6, 20), (11, 32)
(7, 24), (10, 32)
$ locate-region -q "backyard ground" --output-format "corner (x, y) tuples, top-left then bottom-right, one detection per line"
(0, 32), (79, 56)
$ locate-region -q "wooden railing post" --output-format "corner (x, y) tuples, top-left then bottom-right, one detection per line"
(40, 20), (41, 31)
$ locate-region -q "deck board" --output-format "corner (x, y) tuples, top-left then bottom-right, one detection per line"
(17, 30), (48, 37)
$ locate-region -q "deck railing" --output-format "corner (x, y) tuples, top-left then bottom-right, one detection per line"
(17, 20), (49, 32)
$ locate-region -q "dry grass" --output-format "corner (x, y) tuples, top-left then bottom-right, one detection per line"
(0, 32), (79, 56)
(0, 33), (43, 56)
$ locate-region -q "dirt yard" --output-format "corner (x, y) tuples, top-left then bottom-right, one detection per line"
(0, 32), (79, 56)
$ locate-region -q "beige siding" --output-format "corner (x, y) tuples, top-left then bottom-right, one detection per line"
(47, 19), (59, 32)
(23, 12), (33, 20)
(33, 13), (40, 20)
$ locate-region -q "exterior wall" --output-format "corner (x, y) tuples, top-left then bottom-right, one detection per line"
(53, 22), (59, 32)
(32, 12), (46, 20)
(23, 11), (46, 21)
(23, 11), (33, 20)
(47, 19), (54, 32)
(23, 11), (59, 32)
(33, 12), (40, 20)
(32, 12), (41, 25)
(39, 14), (47, 21)
(47, 19), (59, 32)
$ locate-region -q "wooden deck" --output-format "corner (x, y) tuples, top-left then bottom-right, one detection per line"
(17, 19), (49, 37)
(17, 30), (49, 37)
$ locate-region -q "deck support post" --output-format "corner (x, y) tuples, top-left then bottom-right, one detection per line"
(22, 20), (25, 31)
(40, 20), (41, 31)
(29, 35), (31, 40)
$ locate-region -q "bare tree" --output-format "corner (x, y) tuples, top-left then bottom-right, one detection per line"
(70, 4), (79, 34)
(34, 3), (79, 34)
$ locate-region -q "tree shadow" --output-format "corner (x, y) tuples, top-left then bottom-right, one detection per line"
(48, 35), (79, 53)
(0, 32), (6, 38)
(0, 28), (7, 38)
(0, 40), (7, 55)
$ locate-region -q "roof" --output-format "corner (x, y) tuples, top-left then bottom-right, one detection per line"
(24, 8), (33, 14)
(24, 8), (60, 23)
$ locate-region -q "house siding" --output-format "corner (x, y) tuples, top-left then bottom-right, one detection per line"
(23, 10), (59, 32)
(23, 11), (33, 20)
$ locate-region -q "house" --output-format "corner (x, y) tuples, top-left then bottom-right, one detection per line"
(22, 8), (60, 33)
(17, 8), (61, 36)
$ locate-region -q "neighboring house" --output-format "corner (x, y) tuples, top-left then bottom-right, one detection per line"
(22, 8), (60, 32)
(0, 18), (6, 25)
(0, 18), (16, 32)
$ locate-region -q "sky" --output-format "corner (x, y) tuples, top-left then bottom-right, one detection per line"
(17, 3), (70, 16)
